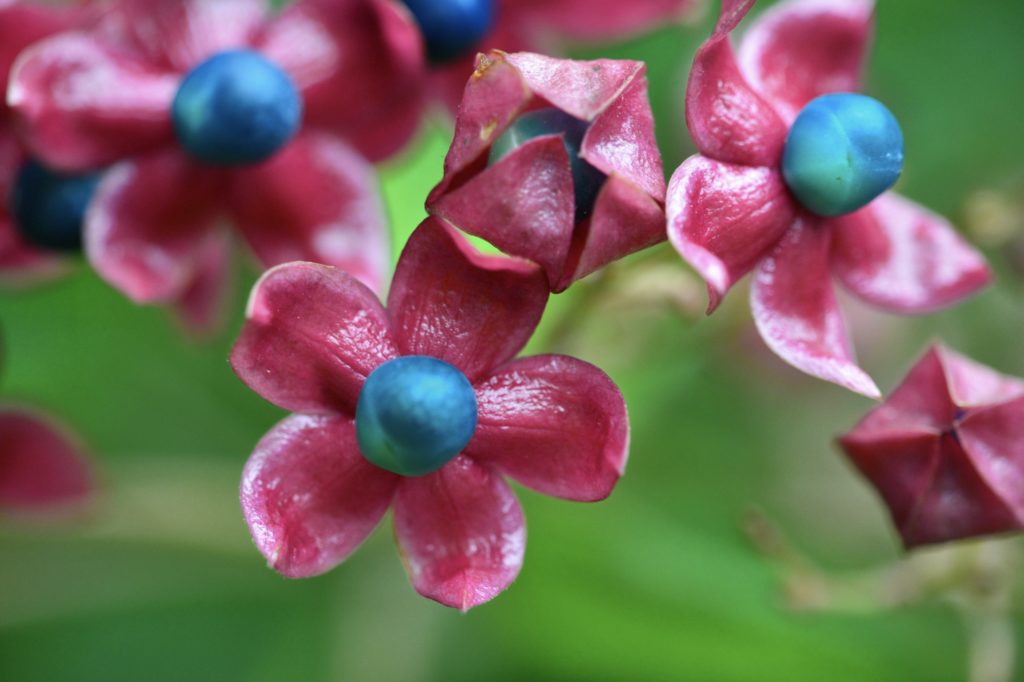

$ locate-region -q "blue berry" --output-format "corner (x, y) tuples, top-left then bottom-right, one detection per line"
(10, 160), (100, 252)
(172, 50), (302, 166)
(782, 93), (904, 217)
(402, 0), (497, 64)
(489, 107), (607, 223)
(356, 356), (478, 477)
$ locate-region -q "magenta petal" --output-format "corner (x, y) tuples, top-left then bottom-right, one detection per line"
(171, 230), (233, 334)
(241, 414), (399, 578)
(751, 218), (880, 397)
(229, 132), (389, 294)
(8, 33), (178, 171)
(231, 261), (398, 415)
(504, 52), (646, 123)
(666, 156), (796, 310)
(831, 193), (991, 314)
(85, 150), (225, 303)
(507, 0), (696, 42)
(685, 4), (787, 166)
(387, 219), (549, 382)
(566, 175), (666, 289)
(260, 0), (425, 161)
(429, 136), (575, 287)
(105, 0), (265, 71)
(393, 457), (525, 610)
(957, 398), (1024, 527)
(467, 355), (628, 502)
(0, 2), (85, 95)
(935, 345), (1024, 409)
(737, 0), (874, 122)
(0, 408), (92, 512)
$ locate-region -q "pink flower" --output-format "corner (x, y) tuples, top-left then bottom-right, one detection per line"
(8, 0), (415, 327)
(426, 51), (666, 292)
(0, 1), (96, 285)
(840, 345), (1024, 548)
(0, 406), (93, 514)
(231, 218), (628, 610)
(402, 0), (699, 111)
(667, 0), (991, 397)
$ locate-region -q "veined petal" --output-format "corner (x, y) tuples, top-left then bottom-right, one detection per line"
(241, 414), (399, 578)
(8, 32), (178, 171)
(84, 150), (225, 303)
(259, 0), (425, 161)
(685, 0), (787, 166)
(666, 156), (795, 310)
(750, 217), (880, 397)
(467, 355), (628, 502)
(0, 408), (92, 512)
(387, 218), (549, 382)
(102, 0), (265, 71)
(831, 193), (991, 314)
(231, 261), (398, 415)
(229, 131), (389, 294)
(393, 456), (525, 611)
(737, 0), (874, 122)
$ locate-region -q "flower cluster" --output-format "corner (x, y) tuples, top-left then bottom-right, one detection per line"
(1, 0), (1020, 616)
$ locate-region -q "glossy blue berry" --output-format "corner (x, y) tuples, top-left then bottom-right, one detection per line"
(488, 107), (607, 223)
(356, 356), (478, 477)
(172, 50), (302, 166)
(9, 160), (100, 252)
(782, 93), (904, 217)
(403, 0), (496, 64)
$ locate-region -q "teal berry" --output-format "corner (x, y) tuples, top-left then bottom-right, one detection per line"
(172, 50), (302, 166)
(488, 107), (607, 223)
(10, 160), (100, 252)
(356, 356), (478, 477)
(781, 93), (904, 217)
(402, 0), (496, 64)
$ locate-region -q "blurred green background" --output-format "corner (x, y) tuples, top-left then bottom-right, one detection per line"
(3, 1), (1024, 680)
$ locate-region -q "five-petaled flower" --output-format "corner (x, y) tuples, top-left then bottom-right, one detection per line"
(840, 345), (1024, 548)
(667, 0), (991, 397)
(427, 51), (667, 292)
(389, 0), (697, 112)
(0, 406), (94, 514)
(231, 218), (629, 610)
(8, 0), (415, 328)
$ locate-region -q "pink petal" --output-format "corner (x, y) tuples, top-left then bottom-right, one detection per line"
(504, 52), (646, 123)
(831, 193), (991, 314)
(0, 408), (92, 512)
(467, 355), (628, 502)
(505, 0), (697, 42)
(750, 217), (880, 397)
(685, 0), (787, 165)
(935, 345), (1024, 409)
(737, 0), (874, 122)
(259, 0), (425, 162)
(666, 156), (796, 310)
(387, 218), (549, 382)
(0, 2), (87, 97)
(957, 397), (1024, 528)
(101, 0), (266, 72)
(564, 175), (666, 290)
(428, 135), (576, 288)
(171, 230), (233, 335)
(231, 261), (398, 415)
(84, 150), (226, 303)
(8, 32), (178, 171)
(393, 456), (525, 611)
(228, 131), (389, 294)
(580, 62), (665, 201)
(241, 414), (399, 578)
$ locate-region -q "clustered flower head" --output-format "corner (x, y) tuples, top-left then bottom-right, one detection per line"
(667, 0), (991, 397)
(232, 218), (628, 609)
(1, 0), (1020, 615)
